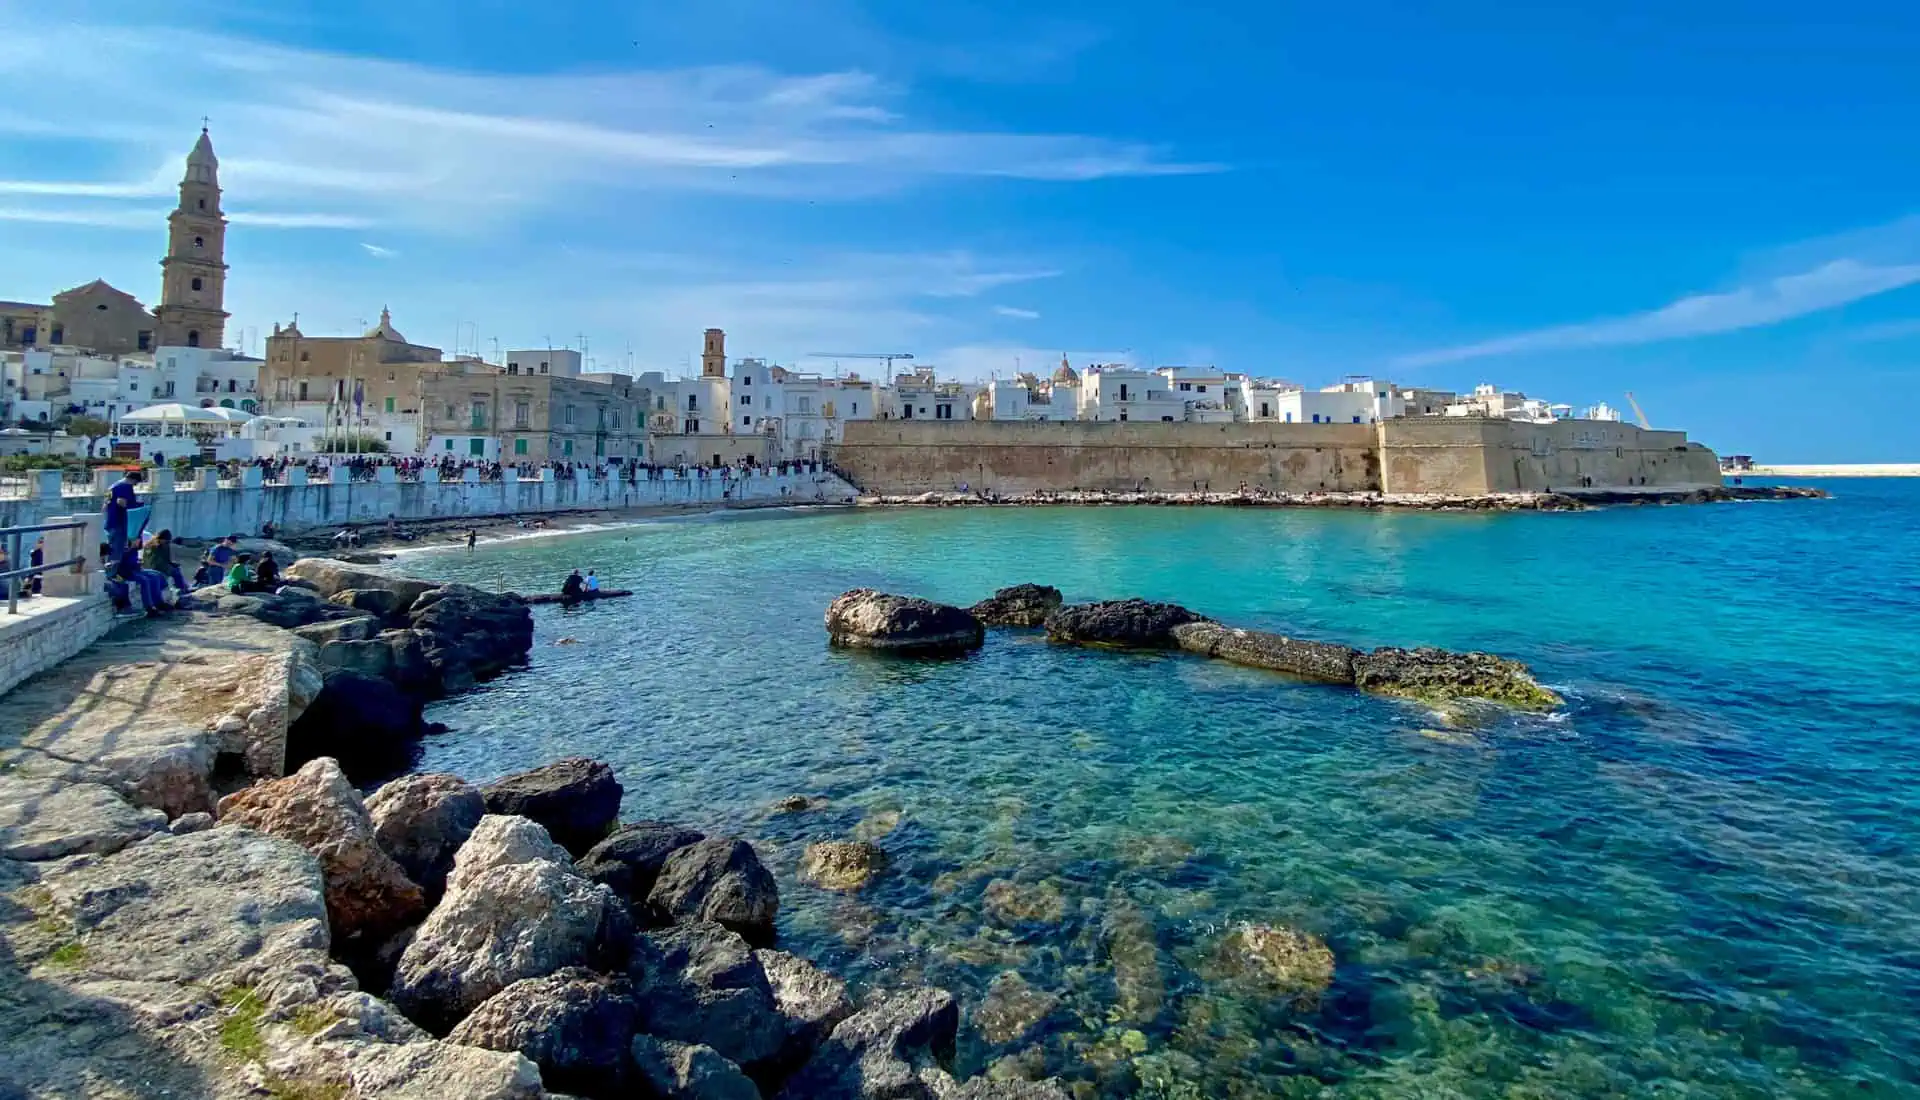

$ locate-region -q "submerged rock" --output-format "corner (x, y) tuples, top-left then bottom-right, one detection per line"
(825, 589), (985, 655)
(215, 756), (425, 941)
(756, 948), (855, 1067)
(1169, 621), (1358, 683)
(1043, 599), (1208, 649)
(481, 758), (623, 856)
(801, 840), (889, 892)
(969, 584), (1064, 628)
(648, 838), (780, 940)
(446, 967), (640, 1097)
(774, 988), (960, 1100)
(578, 821), (707, 903)
(366, 773), (486, 900)
(1352, 646), (1561, 709)
(1205, 923), (1336, 1009)
(982, 878), (1067, 926)
(1101, 894), (1165, 1026)
(974, 971), (1060, 1044)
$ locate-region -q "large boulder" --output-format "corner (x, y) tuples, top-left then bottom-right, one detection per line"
(578, 821), (706, 903)
(215, 757), (426, 941)
(367, 773), (487, 900)
(756, 948), (854, 1068)
(446, 967), (641, 1097)
(800, 840), (888, 892)
(286, 668), (427, 780)
(343, 1040), (545, 1099)
(774, 988), (960, 1100)
(1043, 599), (1209, 649)
(825, 589), (984, 655)
(330, 587), (409, 622)
(408, 584), (536, 694)
(283, 557), (440, 611)
(446, 814), (574, 893)
(967, 584), (1063, 628)
(629, 922), (787, 1071)
(0, 775), (167, 860)
(292, 615), (381, 645)
(314, 629), (436, 695)
(1170, 622), (1359, 683)
(631, 1035), (760, 1100)
(389, 858), (632, 1033)
(1351, 646), (1561, 709)
(647, 838), (780, 941)
(481, 758), (623, 857)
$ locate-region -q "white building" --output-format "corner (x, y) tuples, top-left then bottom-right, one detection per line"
(779, 373), (881, 459)
(889, 367), (973, 422)
(730, 358), (783, 439)
(1078, 365), (1185, 422)
(505, 348), (582, 378)
(1156, 367), (1247, 423)
(1445, 383), (1557, 423)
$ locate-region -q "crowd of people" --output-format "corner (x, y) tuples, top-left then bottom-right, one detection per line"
(192, 455), (832, 486)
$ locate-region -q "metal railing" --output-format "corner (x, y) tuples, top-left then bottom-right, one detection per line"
(1, 518), (87, 615)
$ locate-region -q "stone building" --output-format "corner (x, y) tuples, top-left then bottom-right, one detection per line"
(261, 309), (443, 451)
(1, 128), (225, 356)
(417, 363), (652, 463)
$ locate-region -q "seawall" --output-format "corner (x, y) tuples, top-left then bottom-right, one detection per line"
(0, 467), (858, 540)
(830, 418), (1723, 496)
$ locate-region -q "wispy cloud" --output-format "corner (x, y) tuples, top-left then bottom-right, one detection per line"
(360, 242), (398, 259)
(993, 305), (1041, 320)
(0, 18), (1219, 234)
(1398, 257), (1920, 368)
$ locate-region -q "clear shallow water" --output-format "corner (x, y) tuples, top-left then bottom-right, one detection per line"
(405, 483), (1920, 1098)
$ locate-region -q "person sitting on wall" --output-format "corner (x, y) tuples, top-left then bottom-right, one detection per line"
(560, 569), (585, 601)
(99, 541), (136, 616)
(118, 541), (170, 616)
(260, 520), (277, 539)
(142, 529), (193, 599)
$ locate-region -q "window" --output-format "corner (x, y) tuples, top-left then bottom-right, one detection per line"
(563, 439), (574, 456)
(851, 402), (858, 415)
(684, 418), (700, 434)
(687, 394), (698, 411)
(384, 396), (395, 413)
(514, 438), (528, 455)
(1119, 384), (1129, 400)
(50, 326), (63, 344)
(1119, 411), (1129, 421)
(443, 404), (455, 420)
(1352, 416), (1362, 424)
(655, 396), (666, 411)
(742, 375), (751, 386)
(515, 402), (530, 429)
(1260, 403), (1271, 417)
(637, 411), (646, 429)
(299, 381), (310, 400)
(936, 403), (953, 420)
(539, 362), (549, 374)
(138, 331), (151, 351)
(1311, 414), (1320, 423)
(470, 400), (486, 429)
(798, 396), (812, 414)
(469, 438), (485, 456)
(564, 405), (576, 425)
(384, 431), (391, 441)
(194, 236), (204, 249)
(387, 371), (395, 382)
(443, 438), (454, 451)
(191, 277), (203, 292)
(1198, 385), (1207, 393)
(227, 379), (236, 392)
(196, 198), (205, 210)
(300, 351), (310, 362)
(186, 330), (200, 347)
(902, 404), (913, 419)
(742, 415), (752, 427)
(1179, 382), (1191, 391)
(739, 394), (751, 405)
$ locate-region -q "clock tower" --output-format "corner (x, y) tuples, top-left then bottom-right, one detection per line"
(153, 127), (229, 350)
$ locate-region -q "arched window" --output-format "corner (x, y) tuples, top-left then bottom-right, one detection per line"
(186, 330), (200, 347)
(191, 277), (203, 291)
(219, 399), (235, 409)
(194, 236), (204, 249)
(197, 199), (205, 210)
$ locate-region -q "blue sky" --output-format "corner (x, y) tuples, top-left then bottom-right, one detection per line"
(2, 0), (1917, 460)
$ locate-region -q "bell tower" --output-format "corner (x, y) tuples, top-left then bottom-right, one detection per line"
(154, 126), (229, 350)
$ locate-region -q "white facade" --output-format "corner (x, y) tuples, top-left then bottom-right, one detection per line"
(779, 374), (880, 459)
(1445, 383), (1557, 423)
(505, 349), (582, 378)
(890, 368), (973, 422)
(1079, 366), (1185, 422)
(731, 358), (783, 440)
(1157, 367), (1246, 423)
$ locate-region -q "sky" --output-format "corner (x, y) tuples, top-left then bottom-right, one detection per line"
(1, 0), (1917, 461)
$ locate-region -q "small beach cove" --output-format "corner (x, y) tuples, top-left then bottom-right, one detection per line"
(399, 481), (1920, 1097)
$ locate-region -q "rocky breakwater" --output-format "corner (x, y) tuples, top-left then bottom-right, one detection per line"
(861, 484), (1830, 511)
(197, 556), (536, 779)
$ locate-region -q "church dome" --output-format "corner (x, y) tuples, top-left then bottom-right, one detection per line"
(364, 307), (407, 343)
(1051, 356), (1080, 385)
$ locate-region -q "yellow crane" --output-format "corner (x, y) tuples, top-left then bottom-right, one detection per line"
(1624, 391), (1651, 429)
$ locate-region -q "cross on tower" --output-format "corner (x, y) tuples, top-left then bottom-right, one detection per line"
(200, 115), (210, 132)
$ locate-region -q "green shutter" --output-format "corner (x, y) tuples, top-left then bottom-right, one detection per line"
(514, 438), (528, 455)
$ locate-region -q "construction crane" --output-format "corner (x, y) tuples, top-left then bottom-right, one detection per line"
(807, 352), (915, 374)
(1624, 391), (1651, 429)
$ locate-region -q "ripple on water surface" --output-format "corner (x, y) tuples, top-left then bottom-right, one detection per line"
(406, 484), (1920, 1098)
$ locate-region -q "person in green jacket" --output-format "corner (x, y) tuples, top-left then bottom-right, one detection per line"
(225, 553), (252, 593)
(141, 529), (192, 596)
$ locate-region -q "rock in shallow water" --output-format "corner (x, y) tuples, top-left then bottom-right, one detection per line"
(630, 922), (788, 1071)
(825, 589), (985, 655)
(974, 971), (1061, 1044)
(801, 840), (889, 892)
(215, 756), (425, 941)
(481, 757), (623, 857)
(1204, 923), (1336, 1009)
(968, 584), (1064, 628)
(1169, 621), (1358, 683)
(1042, 599), (1208, 649)
(1351, 646), (1561, 709)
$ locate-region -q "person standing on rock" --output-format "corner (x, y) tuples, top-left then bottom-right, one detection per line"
(466, 528), (479, 551)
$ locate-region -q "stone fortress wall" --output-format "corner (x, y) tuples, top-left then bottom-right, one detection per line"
(832, 418), (1723, 496)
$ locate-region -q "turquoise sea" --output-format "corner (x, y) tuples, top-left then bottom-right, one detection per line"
(404, 481), (1920, 1098)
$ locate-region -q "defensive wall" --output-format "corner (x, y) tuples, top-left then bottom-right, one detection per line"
(0, 466), (857, 541)
(830, 420), (1380, 494)
(831, 418), (1722, 496)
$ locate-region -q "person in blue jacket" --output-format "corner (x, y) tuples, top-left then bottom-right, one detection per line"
(103, 468), (145, 564)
